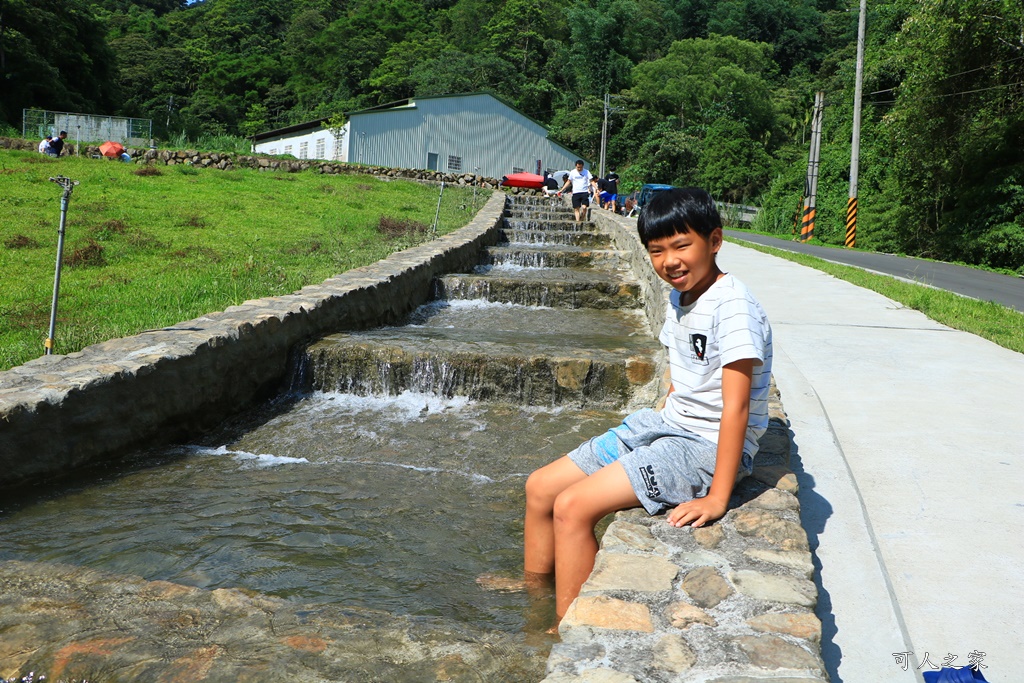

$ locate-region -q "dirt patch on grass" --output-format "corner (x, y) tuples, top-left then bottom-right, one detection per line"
(91, 219), (130, 240)
(377, 216), (429, 238)
(134, 166), (163, 176)
(178, 215), (206, 229)
(3, 300), (50, 329)
(285, 240), (322, 255)
(79, 202), (110, 214)
(64, 239), (106, 268)
(4, 234), (40, 249)
(170, 245), (221, 262)
(356, 184), (374, 192)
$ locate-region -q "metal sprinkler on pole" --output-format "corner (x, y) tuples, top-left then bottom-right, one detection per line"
(44, 175), (80, 355)
(472, 167), (480, 212)
(430, 181), (445, 238)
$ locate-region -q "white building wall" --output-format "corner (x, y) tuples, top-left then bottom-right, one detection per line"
(252, 95), (581, 177)
(348, 95), (580, 178)
(253, 122), (349, 162)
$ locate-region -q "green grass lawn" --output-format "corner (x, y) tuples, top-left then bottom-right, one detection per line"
(1, 150), (490, 370)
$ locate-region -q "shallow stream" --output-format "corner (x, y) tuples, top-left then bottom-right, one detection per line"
(0, 197), (656, 677)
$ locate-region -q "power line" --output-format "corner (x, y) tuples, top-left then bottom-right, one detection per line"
(867, 79), (1024, 105)
(869, 55), (1024, 96)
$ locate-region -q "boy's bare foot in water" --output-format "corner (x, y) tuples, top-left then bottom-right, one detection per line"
(477, 571), (561, 636)
(475, 573), (527, 593)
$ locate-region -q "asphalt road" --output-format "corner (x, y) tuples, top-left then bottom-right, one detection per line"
(724, 230), (1024, 313)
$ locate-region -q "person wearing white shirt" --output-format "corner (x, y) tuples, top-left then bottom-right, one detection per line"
(557, 159), (593, 223)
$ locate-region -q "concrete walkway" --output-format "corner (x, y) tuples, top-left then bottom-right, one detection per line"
(720, 239), (1024, 683)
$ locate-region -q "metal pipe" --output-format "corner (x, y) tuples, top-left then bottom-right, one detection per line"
(45, 176), (79, 355)
(431, 182), (445, 238)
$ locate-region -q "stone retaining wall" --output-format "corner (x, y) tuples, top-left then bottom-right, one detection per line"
(0, 136), (548, 195)
(542, 208), (827, 683)
(0, 192), (507, 488)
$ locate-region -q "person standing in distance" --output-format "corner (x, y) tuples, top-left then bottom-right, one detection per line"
(557, 159), (593, 223)
(48, 131), (68, 157)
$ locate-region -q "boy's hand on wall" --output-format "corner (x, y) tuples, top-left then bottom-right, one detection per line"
(665, 495), (727, 528)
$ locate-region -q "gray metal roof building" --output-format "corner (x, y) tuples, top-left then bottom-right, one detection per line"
(252, 93), (586, 179)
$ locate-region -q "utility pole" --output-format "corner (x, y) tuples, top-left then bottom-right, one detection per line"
(800, 91), (825, 243)
(599, 94), (609, 178)
(598, 94), (624, 178)
(846, 0), (867, 249)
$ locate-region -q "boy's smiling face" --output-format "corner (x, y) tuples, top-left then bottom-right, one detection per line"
(646, 227), (723, 302)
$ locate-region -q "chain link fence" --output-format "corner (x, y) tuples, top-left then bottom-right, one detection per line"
(23, 109), (152, 151)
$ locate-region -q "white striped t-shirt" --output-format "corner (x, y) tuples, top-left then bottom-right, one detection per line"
(659, 273), (773, 459)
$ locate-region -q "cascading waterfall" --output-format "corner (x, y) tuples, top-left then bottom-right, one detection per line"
(0, 195), (661, 681)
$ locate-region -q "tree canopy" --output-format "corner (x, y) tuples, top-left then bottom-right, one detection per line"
(2, 0), (1022, 271)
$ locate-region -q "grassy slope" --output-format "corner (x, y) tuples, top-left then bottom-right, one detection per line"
(1, 150), (489, 370)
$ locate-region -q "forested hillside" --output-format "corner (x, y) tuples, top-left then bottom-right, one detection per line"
(2, 0), (1022, 271)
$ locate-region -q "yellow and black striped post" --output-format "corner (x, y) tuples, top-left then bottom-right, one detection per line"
(799, 205), (815, 242)
(799, 91), (824, 244)
(845, 196), (857, 248)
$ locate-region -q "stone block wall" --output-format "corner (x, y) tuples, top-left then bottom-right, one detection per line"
(0, 192), (507, 488)
(544, 387), (827, 682)
(543, 208), (827, 682)
(0, 137), (548, 196)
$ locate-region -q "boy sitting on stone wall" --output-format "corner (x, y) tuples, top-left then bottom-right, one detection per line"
(523, 187), (774, 628)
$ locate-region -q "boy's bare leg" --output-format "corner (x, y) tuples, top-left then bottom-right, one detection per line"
(524, 456), (588, 577)
(552, 461), (639, 618)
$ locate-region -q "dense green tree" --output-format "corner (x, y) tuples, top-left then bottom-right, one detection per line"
(563, 0), (637, 98)
(435, 0), (498, 53)
(699, 116), (773, 201)
(707, 0), (824, 74)
(869, 0), (1024, 267)
(366, 34), (450, 103)
(411, 49), (518, 100)
(0, 0), (119, 125)
(2, 0), (1019, 271)
(631, 35), (777, 136)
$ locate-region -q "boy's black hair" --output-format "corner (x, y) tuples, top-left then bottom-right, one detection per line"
(637, 187), (722, 247)
(574, 159), (584, 166)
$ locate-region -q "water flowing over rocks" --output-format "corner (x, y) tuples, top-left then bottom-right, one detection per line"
(0, 188), (826, 681)
(0, 561), (543, 682)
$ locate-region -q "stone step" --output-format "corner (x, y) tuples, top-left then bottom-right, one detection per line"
(500, 228), (610, 247)
(505, 209), (576, 220)
(434, 269), (643, 309)
(506, 195), (563, 207)
(503, 218), (595, 232)
(404, 299), (653, 342)
(482, 245), (626, 270)
(304, 326), (658, 407)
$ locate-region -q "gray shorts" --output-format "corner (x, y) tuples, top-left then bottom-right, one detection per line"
(568, 408), (750, 515)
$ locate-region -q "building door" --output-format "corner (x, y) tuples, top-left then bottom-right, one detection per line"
(427, 153), (438, 171)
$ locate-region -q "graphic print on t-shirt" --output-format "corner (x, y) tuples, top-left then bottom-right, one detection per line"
(690, 333), (709, 363)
